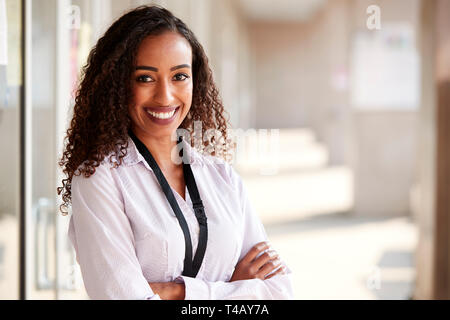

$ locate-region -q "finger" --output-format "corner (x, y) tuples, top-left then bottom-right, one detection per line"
(252, 250), (278, 269)
(242, 241), (270, 263)
(257, 258), (282, 278)
(264, 265), (286, 280)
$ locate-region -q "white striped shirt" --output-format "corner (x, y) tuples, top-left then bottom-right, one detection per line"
(68, 135), (294, 300)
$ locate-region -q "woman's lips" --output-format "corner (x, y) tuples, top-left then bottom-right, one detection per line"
(144, 106), (180, 125)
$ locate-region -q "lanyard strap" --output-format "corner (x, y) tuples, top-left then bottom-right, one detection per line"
(129, 131), (208, 278)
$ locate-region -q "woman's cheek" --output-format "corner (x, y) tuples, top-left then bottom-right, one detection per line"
(133, 86), (151, 105)
(181, 83), (193, 103)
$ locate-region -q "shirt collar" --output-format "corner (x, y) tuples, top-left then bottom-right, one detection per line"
(122, 135), (202, 168)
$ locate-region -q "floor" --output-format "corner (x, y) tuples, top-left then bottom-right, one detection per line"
(265, 213), (418, 300)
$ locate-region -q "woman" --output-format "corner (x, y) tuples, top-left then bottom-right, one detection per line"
(58, 5), (293, 300)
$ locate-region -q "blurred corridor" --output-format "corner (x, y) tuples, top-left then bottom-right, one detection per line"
(240, 127), (416, 299)
(1, 0), (449, 299)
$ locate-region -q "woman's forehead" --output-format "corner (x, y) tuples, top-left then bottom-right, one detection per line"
(136, 32), (192, 66)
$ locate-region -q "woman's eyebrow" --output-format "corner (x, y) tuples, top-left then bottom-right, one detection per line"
(135, 64), (191, 71)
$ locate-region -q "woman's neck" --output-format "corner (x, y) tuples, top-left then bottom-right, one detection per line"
(132, 129), (180, 171)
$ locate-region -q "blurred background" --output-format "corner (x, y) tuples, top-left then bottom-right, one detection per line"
(0, 0), (449, 300)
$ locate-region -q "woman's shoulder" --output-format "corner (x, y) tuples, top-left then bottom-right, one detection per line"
(71, 163), (105, 186)
(72, 153), (122, 187)
(73, 140), (135, 178)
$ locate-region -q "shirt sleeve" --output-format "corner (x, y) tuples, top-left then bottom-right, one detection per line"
(176, 163), (294, 300)
(68, 163), (160, 300)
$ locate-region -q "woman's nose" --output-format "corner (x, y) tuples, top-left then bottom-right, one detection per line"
(153, 79), (176, 106)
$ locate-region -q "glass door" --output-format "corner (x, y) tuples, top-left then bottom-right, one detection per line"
(25, 0), (139, 300)
(1, 0), (132, 300)
(28, 0), (57, 300)
(0, 0), (22, 300)
(27, 0), (90, 299)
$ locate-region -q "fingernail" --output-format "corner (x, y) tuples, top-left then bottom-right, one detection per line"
(257, 242), (269, 250)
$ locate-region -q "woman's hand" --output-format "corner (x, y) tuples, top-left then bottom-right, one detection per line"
(230, 241), (286, 282)
(149, 281), (185, 300)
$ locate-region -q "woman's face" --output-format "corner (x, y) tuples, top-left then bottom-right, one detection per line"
(129, 31), (193, 140)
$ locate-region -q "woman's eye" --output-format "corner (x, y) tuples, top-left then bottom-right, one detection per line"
(136, 75), (153, 83)
(136, 73), (189, 83)
(173, 73), (189, 81)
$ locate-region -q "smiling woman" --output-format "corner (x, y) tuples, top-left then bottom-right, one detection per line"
(57, 5), (294, 300)
(129, 32), (193, 142)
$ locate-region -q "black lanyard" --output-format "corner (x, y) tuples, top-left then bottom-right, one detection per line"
(129, 131), (208, 278)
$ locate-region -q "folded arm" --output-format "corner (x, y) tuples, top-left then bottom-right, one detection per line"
(155, 164), (294, 300)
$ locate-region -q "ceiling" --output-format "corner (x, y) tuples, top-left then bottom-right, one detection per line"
(235, 0), (328, 22)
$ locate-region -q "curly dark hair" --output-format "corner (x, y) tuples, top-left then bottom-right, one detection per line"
(57, 5), (235, 215)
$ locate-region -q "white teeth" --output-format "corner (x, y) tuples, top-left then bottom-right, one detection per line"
(147, 108), (176, 119)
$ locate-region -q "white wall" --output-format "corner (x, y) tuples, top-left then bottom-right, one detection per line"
(247, 0), (421, 217)
(249, 0), (352, 164)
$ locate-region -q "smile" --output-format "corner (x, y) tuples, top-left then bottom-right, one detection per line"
(146, 109), (177, 119)
(144, 106), (180, 124)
